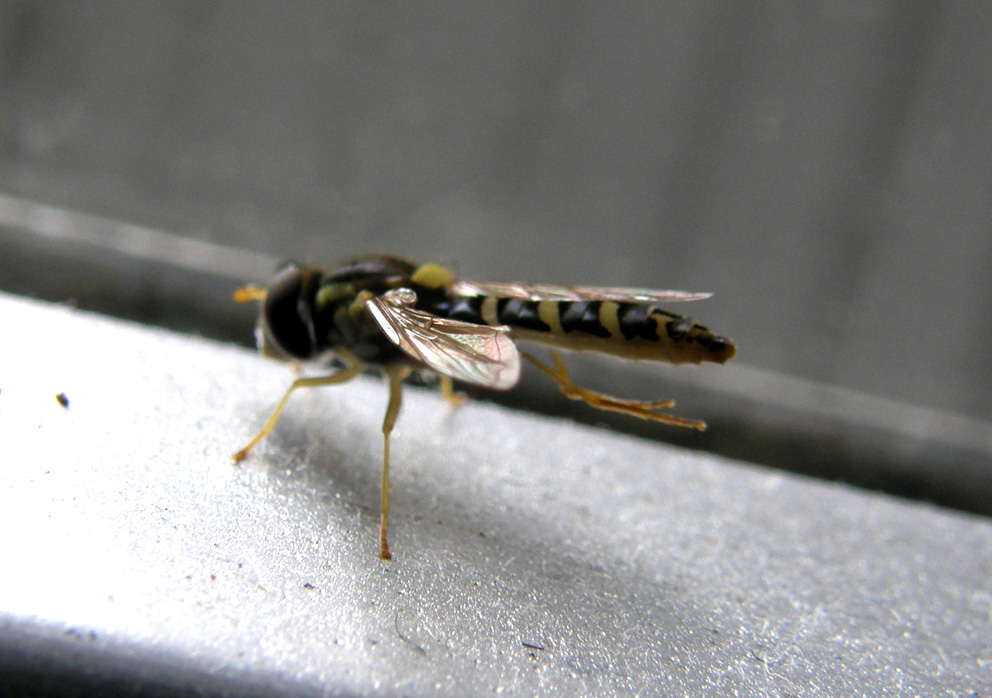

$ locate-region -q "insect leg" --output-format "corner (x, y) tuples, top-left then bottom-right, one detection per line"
(379, 363), (412, 561)
(439, 375), (466, 407)
(232, 354), (366, 462)
(519, 350), (707, 431)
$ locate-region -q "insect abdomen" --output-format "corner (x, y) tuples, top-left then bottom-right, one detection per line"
(433, 294), (735, 365)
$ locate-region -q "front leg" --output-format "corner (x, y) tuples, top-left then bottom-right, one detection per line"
(233, 352), (366, 462)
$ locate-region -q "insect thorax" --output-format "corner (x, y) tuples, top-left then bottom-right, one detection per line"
(310, 257), (451, 365)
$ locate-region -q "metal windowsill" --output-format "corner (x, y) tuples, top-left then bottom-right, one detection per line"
(0, 292), (988, 696)
(1, 194), (991, 519)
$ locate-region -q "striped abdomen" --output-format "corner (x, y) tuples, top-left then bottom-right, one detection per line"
(429, 294), (736, 365)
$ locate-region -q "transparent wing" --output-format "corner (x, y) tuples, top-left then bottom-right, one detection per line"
(365, 288), (521, 390)
(452, 280), (711, 304)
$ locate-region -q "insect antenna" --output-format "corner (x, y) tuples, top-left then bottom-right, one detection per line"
(233, 285), (268, 303)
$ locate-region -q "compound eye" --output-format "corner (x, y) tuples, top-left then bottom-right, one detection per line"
(260, 265), (317, 359)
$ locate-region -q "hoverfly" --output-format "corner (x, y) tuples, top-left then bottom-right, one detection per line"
(233, 255), (735, 560)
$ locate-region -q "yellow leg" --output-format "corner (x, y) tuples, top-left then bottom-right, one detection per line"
(232, 355), (365, 462)
(379, 363), (412, 560)
(439, 375), (466, 407)
(519, 350), (707, 431)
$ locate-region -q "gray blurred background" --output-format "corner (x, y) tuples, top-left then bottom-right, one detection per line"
(1, 3), (990, 511)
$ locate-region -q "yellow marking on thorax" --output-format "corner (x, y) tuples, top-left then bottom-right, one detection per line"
(598, 301), (622, 339)
(411, 263), (454, 289)
(315, 282), (355, 311)
(481, 297), (500, 326)
(537, 301), (564, 334)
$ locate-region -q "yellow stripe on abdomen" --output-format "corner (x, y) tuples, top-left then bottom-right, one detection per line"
(481, 296), (500, 326)
(537, 300), (564, 335)
(598, 301), (622, 339)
